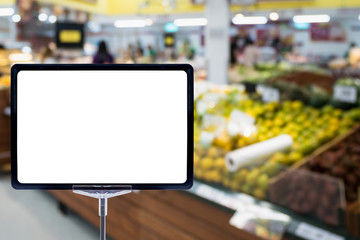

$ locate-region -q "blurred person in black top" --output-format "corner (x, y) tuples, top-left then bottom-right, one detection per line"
(230, 30), (253, 65)
(93, 41), (114, 64)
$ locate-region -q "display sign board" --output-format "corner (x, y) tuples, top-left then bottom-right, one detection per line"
(55, 22), (85, 49)
(164, 22), (179, 33)
(262, 87), (280, 103)
(11, 64), (193, 190)
(230, 204), (290, 240)
(333, 85), (357, 103)
(310, 22), (346, 42)
(164, 33), (175, 48)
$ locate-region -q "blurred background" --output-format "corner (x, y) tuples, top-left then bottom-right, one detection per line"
(1, 0), (360, 240)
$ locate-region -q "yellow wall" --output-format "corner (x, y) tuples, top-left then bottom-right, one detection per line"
(0, 0), (15, 5)
(107, 0), (203, 15)
(38, 0), (203, 15)
(38, 0), (360, 16)
(37, 0), (109, 15)
(232, 0), (360, 11)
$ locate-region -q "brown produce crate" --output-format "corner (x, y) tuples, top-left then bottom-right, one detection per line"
(346, 201), (360, 238)
(268, 124), (360, 227)
(270, 71), (335, 92)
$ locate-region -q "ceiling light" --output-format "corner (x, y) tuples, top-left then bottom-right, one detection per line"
(232, 16), (268, 25)
(48, 15), (57, 23)
(0, 8), (14, 16)
(174, 18), (207, 27)
(11, 14), (21, 23)
(38, 13), (48, 22)
(269, 12), (279, 21)
(293, 14), (330, 23)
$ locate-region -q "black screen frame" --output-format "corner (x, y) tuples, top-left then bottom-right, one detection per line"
(11, 64), (193, 190)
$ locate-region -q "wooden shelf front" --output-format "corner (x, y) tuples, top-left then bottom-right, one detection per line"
(49, 190), (262, 240)
(0, 89), (10, 167)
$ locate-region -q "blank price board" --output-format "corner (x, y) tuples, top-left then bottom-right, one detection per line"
(11, 64), (193, 190)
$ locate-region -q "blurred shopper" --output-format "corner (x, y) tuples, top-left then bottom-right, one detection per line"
(243, 40), (261, 67)
(147, 45), (157, 63)
(125, 44), (136, 63)
(344, 42), (357, 58)
(40, 46), (56, 63)
(234, 30), (253, 53)
(169, 51), (177, 62)
(230, 37), (238, 65)
(136, 41), (144, 58)
(279, 37), (293, 55)
(349, 45), (360, 67)
(271, 35), (281, 53)
(93, 41), (114, 64)
(183, 39), (196, 60)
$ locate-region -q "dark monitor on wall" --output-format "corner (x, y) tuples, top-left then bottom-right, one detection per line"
(11, 64), (194, 190)
(55, 22), (85, 49)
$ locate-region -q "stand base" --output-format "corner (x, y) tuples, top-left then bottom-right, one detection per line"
(73, 185), (132, 240)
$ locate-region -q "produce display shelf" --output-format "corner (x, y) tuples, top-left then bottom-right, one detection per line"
(188, 180), (359, 240)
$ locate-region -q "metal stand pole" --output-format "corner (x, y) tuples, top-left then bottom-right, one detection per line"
(99, 198), (107, 240)
(73, 185), (132, 240)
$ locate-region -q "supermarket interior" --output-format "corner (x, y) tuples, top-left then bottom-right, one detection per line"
(2, 0), (360, 240)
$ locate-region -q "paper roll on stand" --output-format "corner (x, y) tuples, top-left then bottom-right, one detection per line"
(225, 134), (293, 172)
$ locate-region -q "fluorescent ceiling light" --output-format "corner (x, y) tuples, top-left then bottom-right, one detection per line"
(232, 16), (268, 25)
(269, 12), (279, 21)
(114, 19), (152, 28)
(358, 15), (360, 21)
(174, 18), (207, 27)
(0, 8), (14, 16)
(11, 14), (21, 23)
(293, 14), (330, 23)
(38, 13), (48, 22)
(48, 15), (57, 23)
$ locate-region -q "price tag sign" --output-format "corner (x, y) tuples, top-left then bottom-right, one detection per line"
(333, 85), (357, 103)
(256, 84), (265, 94)
(295, 222), (344, 240)
(230, 204), (291, 240)
(262, 87), (280, 103)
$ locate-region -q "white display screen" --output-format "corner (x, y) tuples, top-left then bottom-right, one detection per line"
(16, 70), (188, 184)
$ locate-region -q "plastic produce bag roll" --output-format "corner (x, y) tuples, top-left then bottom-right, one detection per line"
(225, 134), (293, 172)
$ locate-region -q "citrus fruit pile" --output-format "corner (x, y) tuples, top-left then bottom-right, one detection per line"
(194, 91), (360, 199)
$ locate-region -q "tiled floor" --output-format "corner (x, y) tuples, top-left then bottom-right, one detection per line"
(0, 173), (101, 240)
